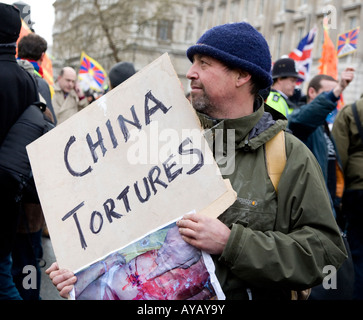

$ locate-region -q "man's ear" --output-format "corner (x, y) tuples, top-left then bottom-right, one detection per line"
(236, 70), (252, 88)
(307, 87), (317, 102)
(38, 52), (45, 65)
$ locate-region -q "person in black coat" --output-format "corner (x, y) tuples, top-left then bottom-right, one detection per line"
(0, 3), (39, 300)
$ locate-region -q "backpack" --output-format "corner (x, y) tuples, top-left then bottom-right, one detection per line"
(352, 101), (363, 144)
(265, 131), (310, 300)
(265, 130), (354, 300)
(0, 76), (54, 203)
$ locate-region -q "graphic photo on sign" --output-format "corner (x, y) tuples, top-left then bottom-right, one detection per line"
(70, 219), (225, 300)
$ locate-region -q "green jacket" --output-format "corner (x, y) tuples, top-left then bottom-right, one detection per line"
(198, 98), (347, 300)
(332, 99), (363, 190)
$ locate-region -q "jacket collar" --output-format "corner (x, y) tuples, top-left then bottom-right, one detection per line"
(54, 83), (78, 99)
(197, 96), (287, 151)
(0, 46), (17, 62)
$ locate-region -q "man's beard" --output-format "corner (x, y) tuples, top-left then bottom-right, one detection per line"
(191, 91), (215, 116)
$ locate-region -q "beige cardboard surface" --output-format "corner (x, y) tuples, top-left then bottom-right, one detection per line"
(27, 53), (236, 272)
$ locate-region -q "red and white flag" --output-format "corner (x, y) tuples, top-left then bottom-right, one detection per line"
(289, 27), (317, 84)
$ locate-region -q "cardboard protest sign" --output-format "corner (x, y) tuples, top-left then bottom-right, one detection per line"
(27, 53), (236, 273)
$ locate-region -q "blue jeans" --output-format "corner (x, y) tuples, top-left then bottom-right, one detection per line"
(343, 189), (363, 300)
(0, 254), (22, 300)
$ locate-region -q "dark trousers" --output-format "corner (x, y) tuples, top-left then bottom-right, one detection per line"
(343, 189), (363, 300)
(0, 254), (22, 300)
(0, 169), (22, 300)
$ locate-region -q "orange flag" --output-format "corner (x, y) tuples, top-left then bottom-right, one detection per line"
(318, 18), (344, 121)
(42, 54), (54, 86)
(16, 20), (54, 86)
(318, 17), (338, 80)
(16, 20), (31, 56)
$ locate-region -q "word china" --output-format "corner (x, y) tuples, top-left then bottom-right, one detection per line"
(64, 90), (172, 178)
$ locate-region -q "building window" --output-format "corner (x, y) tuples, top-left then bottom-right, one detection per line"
(349, 16), (358, 29)
(243, 0), (250, 19)
(276, 30), (284, 59)
(157, 20), (173, 41)
(185, 23), (193, 41)
(281, 0), (287, 12)
(259, 0), (265, 15)
(298, 26), (304, 42)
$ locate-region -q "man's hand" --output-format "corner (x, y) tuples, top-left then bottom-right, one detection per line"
(147, 226), (201, 280)
(74, 82), (85, 99)
(46, 262), (77, 299)
(177, 213), (231, 255)
(333, 67), (355, 98)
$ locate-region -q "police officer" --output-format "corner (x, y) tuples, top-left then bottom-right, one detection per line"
(266, 58), (302, 118)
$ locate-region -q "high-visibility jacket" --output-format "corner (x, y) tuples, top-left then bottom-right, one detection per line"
(266, 89), (295, 118)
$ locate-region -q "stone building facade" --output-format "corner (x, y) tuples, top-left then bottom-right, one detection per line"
(52, 0), (200, 92)
(52, 0), (363, 101)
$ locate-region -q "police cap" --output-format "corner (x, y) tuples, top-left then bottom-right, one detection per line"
(272, 58), (302, 80)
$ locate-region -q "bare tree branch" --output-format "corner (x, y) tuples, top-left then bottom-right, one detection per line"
(93, 0), (120, 63)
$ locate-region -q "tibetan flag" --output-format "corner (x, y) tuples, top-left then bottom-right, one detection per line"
(337, 27), (360, 58)
(289, 27), (317, 84)
(318, 17), (338, 80)
(79, 52), (107, 92)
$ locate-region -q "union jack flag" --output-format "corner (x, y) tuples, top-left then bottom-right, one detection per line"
(337, 27), (360, 58)
(289, 27), (317, 84)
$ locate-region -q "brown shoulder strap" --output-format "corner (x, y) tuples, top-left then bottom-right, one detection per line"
(265, 130), (286, 193)
(352, 102), (363, 145)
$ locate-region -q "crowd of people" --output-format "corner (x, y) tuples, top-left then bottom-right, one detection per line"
(1, 2), (362, 301)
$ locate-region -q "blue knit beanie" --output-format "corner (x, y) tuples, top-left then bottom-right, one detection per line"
(187, 22), (272, 90)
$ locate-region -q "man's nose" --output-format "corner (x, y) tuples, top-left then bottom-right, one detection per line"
(186, 64), (198, 80)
